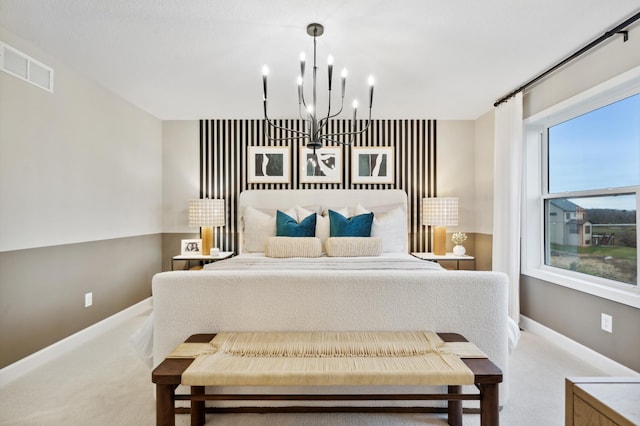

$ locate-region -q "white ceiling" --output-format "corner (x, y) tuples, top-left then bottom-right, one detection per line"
(1, 0), (639, 120)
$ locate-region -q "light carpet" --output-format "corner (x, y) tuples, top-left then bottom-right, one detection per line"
(0, 309), (609, 425)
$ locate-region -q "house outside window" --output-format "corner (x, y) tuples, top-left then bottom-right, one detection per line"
(523, 73), (640, 307)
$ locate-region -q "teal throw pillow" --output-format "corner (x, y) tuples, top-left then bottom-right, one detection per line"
(276, 210), (316, 237)
(329, 210), (374, 237)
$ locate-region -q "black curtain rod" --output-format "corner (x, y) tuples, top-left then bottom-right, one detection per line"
(494, 10), (640, 107)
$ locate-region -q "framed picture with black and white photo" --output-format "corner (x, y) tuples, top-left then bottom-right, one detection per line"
(300, 146), (342, 183)
(351, 146), (394, 184)
(247, 146), (290, 184)
(181, 239), (202, 255)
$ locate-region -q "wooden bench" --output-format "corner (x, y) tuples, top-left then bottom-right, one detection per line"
(152, 333), (502, 426)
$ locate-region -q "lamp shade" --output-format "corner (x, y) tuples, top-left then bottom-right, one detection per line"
(422, 197), (458, 226)
(188, 199), (226, 227)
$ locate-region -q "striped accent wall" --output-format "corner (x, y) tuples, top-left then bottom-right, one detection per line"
(199, 119), (438, 253)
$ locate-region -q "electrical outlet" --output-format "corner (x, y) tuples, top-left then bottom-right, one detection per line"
(601, 313), (612, 333)
(84, 292), (93, 308)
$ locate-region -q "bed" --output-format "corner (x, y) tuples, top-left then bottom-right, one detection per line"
(146, 189), (515, 409)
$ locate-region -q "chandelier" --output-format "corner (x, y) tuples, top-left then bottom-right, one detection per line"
(261, 23), (375, 152)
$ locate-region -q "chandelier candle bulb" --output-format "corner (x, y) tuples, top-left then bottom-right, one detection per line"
(341, 68), (347, 97)
(368, 76), (375, 108)
(327, 55), (334, 90)
(300, 52), (306, 78)
(297, 77), (303, 104)
(262, 66), (268, 100)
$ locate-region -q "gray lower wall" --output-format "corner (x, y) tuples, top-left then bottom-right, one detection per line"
(521, 275), (640, 372)
(0, 234), (162, 368)
(161, 232), (199, 272)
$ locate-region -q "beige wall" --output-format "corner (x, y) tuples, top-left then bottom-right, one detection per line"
(520, 22), (640, 372)
(160, 121), (200, 270)
(0, 29), (162, 251)
(436, 121), (475, 229)
(436, 120), (494, 268)
(162, 121), (200, 233)
(0, 27), (163, 367)
(524, 24), (640, 119)
(474, 109), (494, 235)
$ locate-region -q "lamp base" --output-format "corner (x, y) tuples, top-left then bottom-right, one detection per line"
(201, 226), (213, 255)
(433, 226), (447, 255)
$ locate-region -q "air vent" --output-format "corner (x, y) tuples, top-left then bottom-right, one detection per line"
(0, 41), (53, 92)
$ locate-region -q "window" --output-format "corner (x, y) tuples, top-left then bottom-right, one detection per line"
(545, 195), (636, 285)
(544, 95), (638, 287)
(523, 71), (640, 308)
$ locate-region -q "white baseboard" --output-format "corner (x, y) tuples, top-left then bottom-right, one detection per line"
(0, 297), (152, 387)
(520, 315), (639, 376)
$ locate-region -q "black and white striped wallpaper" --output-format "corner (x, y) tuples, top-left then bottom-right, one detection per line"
(199, 119), (438, 253)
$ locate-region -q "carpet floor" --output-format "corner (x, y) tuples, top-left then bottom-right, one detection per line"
(0, 309), (612, 425)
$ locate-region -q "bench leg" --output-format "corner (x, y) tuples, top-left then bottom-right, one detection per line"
(191, 386), (205, 426)
(479, 383), (499, 426)
(447, 385), (462, 426)
(156, 383), (177, 426)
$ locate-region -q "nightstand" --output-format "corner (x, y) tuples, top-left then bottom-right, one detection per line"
(566, 377), (640, 425)
(411, 252), (476, 270)
(171, 251), (234, 270)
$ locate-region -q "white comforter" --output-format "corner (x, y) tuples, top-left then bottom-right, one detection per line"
(203, 253), (445, 271)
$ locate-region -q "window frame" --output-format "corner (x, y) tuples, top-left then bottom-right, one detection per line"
(522, 66), (640, 309)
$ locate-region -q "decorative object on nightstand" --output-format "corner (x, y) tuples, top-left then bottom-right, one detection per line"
(180, 239), (202, 255)
(451, 232), (467, 256)
(188, 198), (226, 255)
(422, 197), (458, 255)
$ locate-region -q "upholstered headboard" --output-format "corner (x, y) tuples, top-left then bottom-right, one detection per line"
(237, 189), (408, 254)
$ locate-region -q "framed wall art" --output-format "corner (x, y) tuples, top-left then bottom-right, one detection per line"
(351, 146), (394, 184)
(247, 146), (290, 184)
(299, 146), (342, 183)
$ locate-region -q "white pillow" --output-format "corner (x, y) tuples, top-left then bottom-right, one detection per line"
(355, 203), (407, 253)
(325, 237), (383, 257)
(297, 205), (349, 249)
(265, 237), (322, 258)
(243, 206), (296, 253)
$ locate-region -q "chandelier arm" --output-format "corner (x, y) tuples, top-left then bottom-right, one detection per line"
(323, 88), (332, 127)
(322, 110), (372, 139)
(318, 136), (353, 146)
(264, 129), (309, 142)
(317, 96), (345, 135)
(318, 105), (345, 128)
(265, 133), (309, 142)
(264, 117), (310, 139)
(299, 88), (308, 113)
(298, 104), (309, 121)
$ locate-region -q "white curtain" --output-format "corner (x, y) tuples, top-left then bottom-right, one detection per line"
(493, 92), (523, 325)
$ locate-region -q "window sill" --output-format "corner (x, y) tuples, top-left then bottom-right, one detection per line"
(522, 266), (640, 310)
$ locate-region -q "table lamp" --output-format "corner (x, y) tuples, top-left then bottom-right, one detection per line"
(188, 198), (226, 255)
(422, 197), (458, 255)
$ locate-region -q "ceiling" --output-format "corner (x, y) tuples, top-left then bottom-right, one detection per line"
(1, 0), (639, 120)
